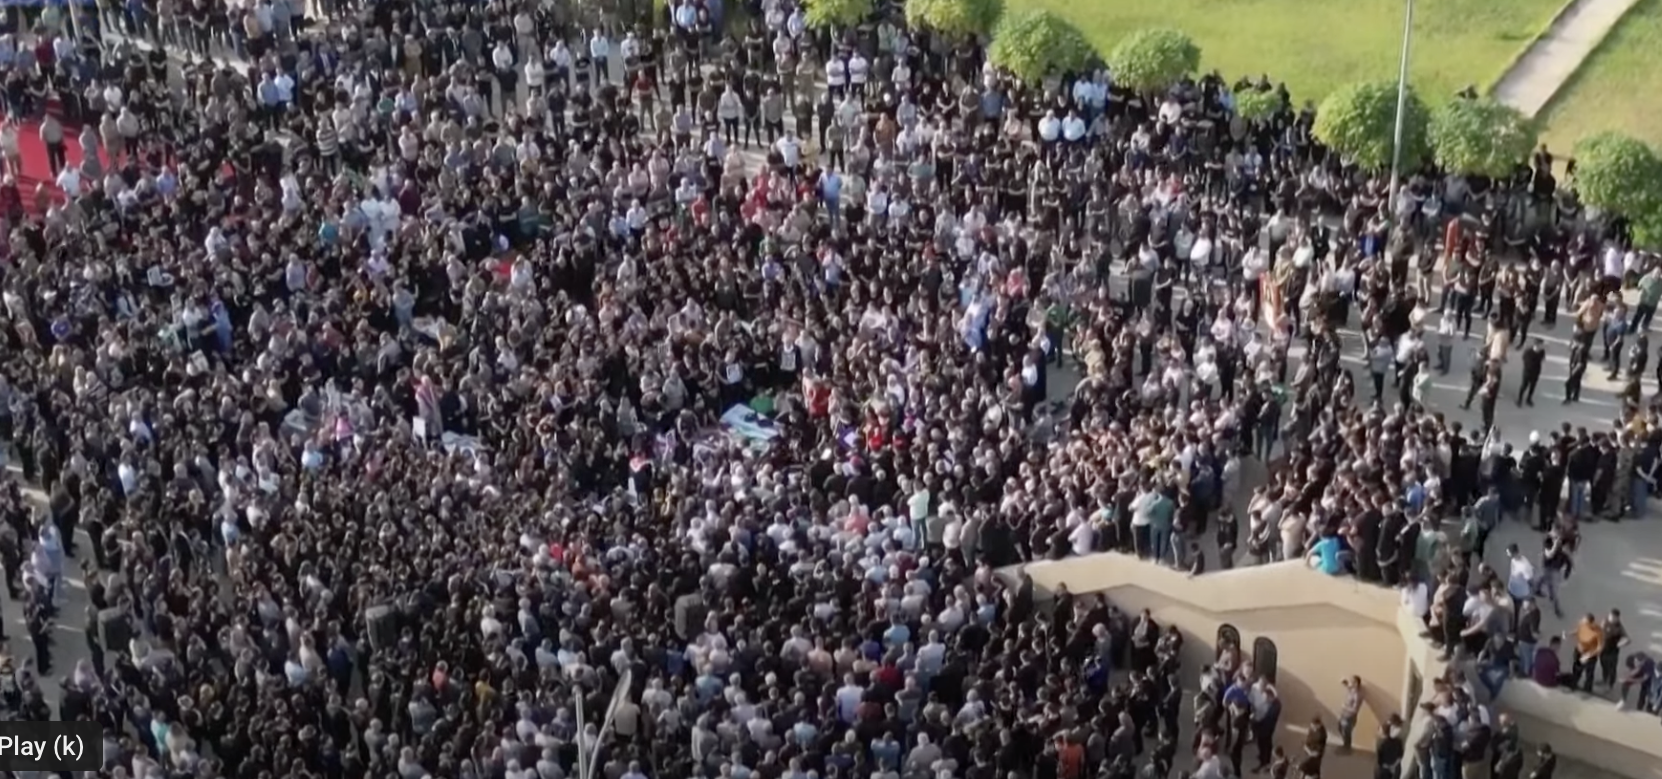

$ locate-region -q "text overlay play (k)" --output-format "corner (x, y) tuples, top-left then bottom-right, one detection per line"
(0, 721), (103, 771)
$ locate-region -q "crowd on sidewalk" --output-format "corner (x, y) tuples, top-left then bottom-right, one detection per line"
(0, 0), (1659, 778)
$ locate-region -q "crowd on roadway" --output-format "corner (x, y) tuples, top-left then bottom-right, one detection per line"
(0, 0), (1659, 777)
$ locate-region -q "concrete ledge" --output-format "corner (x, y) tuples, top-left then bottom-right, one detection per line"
(1496, 681), (1662, 779)
(1002, 553), (1662, 778)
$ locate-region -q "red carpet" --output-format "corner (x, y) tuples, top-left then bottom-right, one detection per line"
(9, 99), (87, 218)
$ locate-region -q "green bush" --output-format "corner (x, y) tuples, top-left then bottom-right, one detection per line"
(1572, 132), (1662, 222)
(986, 10), (1097, 85)
(1428, 97), (1536, 179)
(904, 0), (1004, 40)
(1107, 29), (1201, 94)
(1234, 88), (1283, 123)
(803, 0), (873, 29)
(1313, 80), (1429, 172)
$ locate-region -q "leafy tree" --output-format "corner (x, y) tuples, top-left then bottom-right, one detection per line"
(803, 0), (873, 29)
(987, 10), (1096, 85)
(1313, 80), (1429, 172)
(1572, 132), (1662, 221)
(1427, 97), (1536, 179)
(1107, 29), (1200, 94)
(905, 0), (1004, 40)
(1633, 207), (1662, 251)
(1234, 88), (1283, 123)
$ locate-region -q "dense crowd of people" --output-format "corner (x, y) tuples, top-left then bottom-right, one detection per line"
(0, 0), (1659, 778)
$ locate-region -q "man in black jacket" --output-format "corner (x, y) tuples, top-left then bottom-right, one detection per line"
(1462, 352), (1489, 410)
(1530, 744), (1558, 779)
(24, 593), (51, 675)
(1374, 714), (1405, 779)
(1518, 337), (1546, 405)
(1538, 448), (1567, 529)
(1564, 342), (1588, 403)
(1495, 744), (1525, 779)
(1567, 432), (1599, 519)
(1592, 435), (1619, 518)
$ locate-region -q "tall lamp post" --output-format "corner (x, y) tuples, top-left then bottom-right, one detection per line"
(1385, 0), (1417, 241)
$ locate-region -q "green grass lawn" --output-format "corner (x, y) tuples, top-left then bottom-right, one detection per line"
(1536, 0), (1662, 155)
(1010, 0), (1567, 104)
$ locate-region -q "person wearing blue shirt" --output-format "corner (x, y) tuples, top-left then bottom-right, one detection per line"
(156, 168), (178, 198)
(1085, 655), (1109, 694)
(693, 668), (723, 704)
(883, 619), (910, 648)
(871, 733), (902, 768)
(820, 168), (842, 222)
(790, 720), (818, 747)
(258, 75), (284, 109)
(1405, 479), (1426, 514)
(674, 0), (697, 32)
(1311, 533), (1346, 575)
(1222, 681), (1250, 711)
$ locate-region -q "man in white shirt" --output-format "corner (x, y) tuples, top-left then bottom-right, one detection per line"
(891, 57), (911, 90)
(1067, 513), (1095, 556)
(1061, 110), (1086, 145)
(523, 58), (544, 94)
(848, 52), (869, 96)
(548, 40), (573, 82)
(492, 40), (515, 74)
(1037, 110), (1061, 146)
(1157, 97), (1184, 124)
(588, 29), (611, 84)
(775, 131), (801, 174)
(1071, 77), (1095, 116)
(1505, 544), (1537, 613)
(674, 0), (697, 31)
(825, 56), (847, 99)
(272, 71), (295, 106)
(55, 164), (82, 199)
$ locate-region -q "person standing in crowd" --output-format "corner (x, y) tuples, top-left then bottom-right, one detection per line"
(1463, 351), (1489, 411)
(589, 27), (611, 84)
(1518, 338), (1545, 406)
(1617, 652), (1657, 712)
(0, 6), (1648, 779)
(1336, 676), (1362, 754)
(37, 112), (65, 174)
(1598, 609), (1629, 692)
(1564, 342), (1589, 404)
(1531, 744), (1558, 779)
(1571, 613), (1606, 692)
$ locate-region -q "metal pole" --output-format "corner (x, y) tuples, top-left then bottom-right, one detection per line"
(575, 690), (589, 779)
(1385, 0), (1416, 243)
(585, 687), (620, 779)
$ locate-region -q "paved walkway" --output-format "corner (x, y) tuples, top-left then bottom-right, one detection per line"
(1494, 0), (1644, 116)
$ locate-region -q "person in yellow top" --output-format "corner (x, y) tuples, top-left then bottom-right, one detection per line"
(1570, 613), (1605, 692)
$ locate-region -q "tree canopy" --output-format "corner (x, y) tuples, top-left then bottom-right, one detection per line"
(803, 0), (873, 29)
(1313, 80), (1429, 172)
(1572, 132), (1662, 222)
(986, 10), (1097, 85)
(1233, 88), (1283, 123)
(1427, 97), (1536, 179)
(904, 0), (1004, 40)
(1106, 29), (1201, 94)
